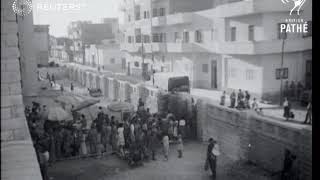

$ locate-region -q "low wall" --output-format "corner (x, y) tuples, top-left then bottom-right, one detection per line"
(197, 99), (312, 180)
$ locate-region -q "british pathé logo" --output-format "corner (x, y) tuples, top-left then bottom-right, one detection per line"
(281, 0), (306, 15)
(12, 0), (33, 16)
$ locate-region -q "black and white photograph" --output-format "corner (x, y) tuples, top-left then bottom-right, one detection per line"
(1, 0), (313, 180)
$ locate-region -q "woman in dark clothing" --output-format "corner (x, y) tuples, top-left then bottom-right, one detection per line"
(283, 98), (291, 121)
(206, 138), (218, 180)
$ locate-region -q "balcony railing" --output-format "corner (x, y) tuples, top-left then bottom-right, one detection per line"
(166, 13), (193, 25)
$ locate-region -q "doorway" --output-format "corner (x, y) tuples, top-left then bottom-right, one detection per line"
(211, 60), (217, 89)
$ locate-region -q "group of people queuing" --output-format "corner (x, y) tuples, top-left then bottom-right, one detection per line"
(283, 81), (307, 101)
(220, 89), (261, 112)
(24, 98), (189, 179)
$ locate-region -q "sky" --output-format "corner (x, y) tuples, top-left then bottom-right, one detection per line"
(32, 0), (123, 37)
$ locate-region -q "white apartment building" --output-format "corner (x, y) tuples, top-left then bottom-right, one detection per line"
(120, 0), (312, 100)
(85, 39), (126, 72)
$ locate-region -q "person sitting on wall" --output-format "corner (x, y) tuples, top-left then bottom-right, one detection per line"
(220, 91), (226, 106)
(251, 98), (259, 112)
(229, 91), (236, 108)
(283, 97), (291, 121)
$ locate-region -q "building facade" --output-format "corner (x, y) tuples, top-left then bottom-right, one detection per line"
(120, 0), (312, 100)
(34, 25), (50, 66)
(67, 20), (117, 65)
(85, 39), (126, 73)
(50, 36), (73, 62)
(1, 0), (42, 179)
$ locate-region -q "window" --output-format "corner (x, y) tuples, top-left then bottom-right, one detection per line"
(276, 68), (288, 80)
(195, 30), (202, 43)
(152, 33), (166, 42)
(183, 31), (189, 43)
(144, 11), (147, 19)
(110, 58), (115, 64)
(246, 69), (255, 80)
(303, 21), (312, 38)
(230, 27), (236, 41)
(159, 33), (166, 42)
(136, 35), (142, 43)
(278, 23), (287, 39)
(159, 8), (165, 16)
(134, 61), (139, 67)
(135, 12), (140, 20)
(174, 32), (181, 42)
(143, 35), (150, 43)
(152, 8), (158, 17)
(248, 25), (254, 41)
(211, 28), (214, 40)
(128, 36), (133, 43)
(202, 64), (209, 73)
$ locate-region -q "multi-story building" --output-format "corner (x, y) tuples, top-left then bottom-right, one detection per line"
(50, 36), (73, 62)
(85, 39), (126, 72)
(33, 25), (50, 66)
(67, 20), (116, 65)
(120, 0), (312, 100)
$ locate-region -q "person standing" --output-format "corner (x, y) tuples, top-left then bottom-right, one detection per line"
(289, 81), (296, 100)
(251, 98), (259, 112)
(229, 91), (236, 108)
(117, 123), (125, 158)
(304, 102), (312, 125)
(79, 130), (87, 156)
(162, 134), (169, 161)
(220, 91), (226, 106)
(283, 98), (291, 121)
(245, 91), (251, 109)
(60, 84), (64, 93)
(205, 138), (220, 180)
(177, 134), (184, 158)
(149, 130), (158, 161)
(296, 82), (304, 101)
(51, 74), (55, 84)
(70, 83), (74, 92)
(179, 117), (186, 139)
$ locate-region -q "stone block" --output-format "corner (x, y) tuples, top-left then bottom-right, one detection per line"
(9, 82), (22, 95)
(1, 83), (11, 96)
(1, 107), (12, 120)
(1, 47), (20, 60)
(1, 117), (26, 132)
(10, 105), (25, 118)
(1, 22), (18, 35)
(2, 59), (20, 72)
(1, 70), (21, 83)
(5, 34), (18, 47)
(13, 127), (30, 141)
(1, 130), (14, 142)
(1, 95), (23, 108)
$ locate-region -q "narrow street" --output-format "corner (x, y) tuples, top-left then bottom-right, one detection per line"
(48, 142), (275, 180)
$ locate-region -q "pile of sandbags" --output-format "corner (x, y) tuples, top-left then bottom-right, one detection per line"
(157, 91), (169, 118)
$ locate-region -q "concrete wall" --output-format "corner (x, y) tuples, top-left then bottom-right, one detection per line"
(33, 31), (49, 66)
(1, 0), (42, 179)
(197, 99), (312, 180)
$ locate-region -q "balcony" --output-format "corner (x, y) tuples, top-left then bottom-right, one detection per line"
(152, 16), (167, 27)
(166, 13), (193, 26)
(167, 42), (208, 53)
(207, 37), (312, 55)
(202, 0), (289, 18)
(120, 43), (139, 53)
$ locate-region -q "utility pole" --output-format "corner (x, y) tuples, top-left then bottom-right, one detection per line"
(150, 0), (155, 85)
(279, 34), (286, 106)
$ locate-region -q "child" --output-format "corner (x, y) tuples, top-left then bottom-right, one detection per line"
(177, 134), (183, 158)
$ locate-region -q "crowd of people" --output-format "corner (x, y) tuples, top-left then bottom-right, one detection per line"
(25, 98), (191, 179)
(220, 89), (261, 112)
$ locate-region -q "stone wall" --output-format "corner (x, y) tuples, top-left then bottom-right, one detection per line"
(197, 99), (312, 180)
(1, 0), (42, 179)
